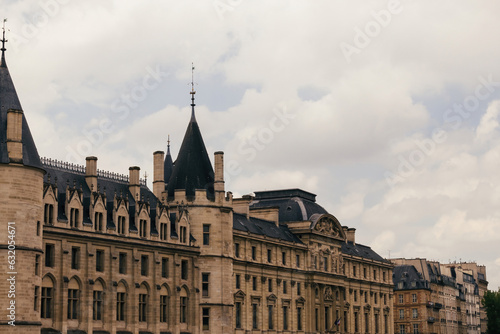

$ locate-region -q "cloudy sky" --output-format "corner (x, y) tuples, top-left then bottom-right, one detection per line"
(4, 0), (500, 289)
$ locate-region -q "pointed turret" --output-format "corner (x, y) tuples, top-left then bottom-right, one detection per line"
(0, 22), (42, 169)
(166, 74), (215, 201)
(164, 135), (173, 184)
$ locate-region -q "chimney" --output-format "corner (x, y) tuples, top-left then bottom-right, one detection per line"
(129, 166), (141, 201)
(85, 156), (98, 192)
(344, 227), (356, 244)
(6, 109), (23, 162)
(233, 194), (254, 219)
(214, 151), (224, 192)
(153, 151), (165, 199)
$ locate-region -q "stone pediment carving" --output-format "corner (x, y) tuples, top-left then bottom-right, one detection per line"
(324, 287), (334, 301)
(296, 296), (306, 305)
(234, 290), (246, 300)
(314, 217), (340, 237)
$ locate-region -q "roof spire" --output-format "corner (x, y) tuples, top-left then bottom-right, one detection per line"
(167, 134), (170, 149)
(190, 62), (196, 121)
(1, 19), (8, 68)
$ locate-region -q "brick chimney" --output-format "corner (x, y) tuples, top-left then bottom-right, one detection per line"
(153, 151), (165, 199)
(129, 166), (141, 201)
(85, 156), (98, 192)
(214, 151), (224, 192)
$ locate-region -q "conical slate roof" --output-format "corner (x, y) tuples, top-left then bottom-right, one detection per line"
(0, 47), (43, 169)
(164, 142), (173, 184)
(166, 98), (214, 200)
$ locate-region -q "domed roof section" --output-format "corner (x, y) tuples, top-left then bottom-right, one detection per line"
(0, 45), (43, 169)
(166, 97), (214, 200)
(250, 189), (328, 222)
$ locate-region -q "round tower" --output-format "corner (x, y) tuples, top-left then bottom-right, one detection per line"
(0, 34), (45, 334)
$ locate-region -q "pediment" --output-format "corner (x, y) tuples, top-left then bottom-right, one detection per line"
(310, 213), (345, 239)
(234, 290), (246, 300)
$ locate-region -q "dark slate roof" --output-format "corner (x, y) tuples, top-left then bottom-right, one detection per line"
(0, 51), (43, 169)
(43, 163), (159, 234)
(393, 264), (430, 290)
(250, 189), (328, 222)
(164, 144), (174, 184)
(341, 241), (388, 263)
(233, 213), (303, 244)
(166, 103), (214, 200)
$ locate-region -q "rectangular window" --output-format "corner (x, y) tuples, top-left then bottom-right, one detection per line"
(297, 282), (301, 295)
(354, 290), (358, 302)
(399, 294), (404, 303)
(297, 307), (303, 330)
(180, 226), (187, 243)
(383, 271), (386, 282)
(181, 260), (188, 280)
(325, 307), (331, 330)
(375, 313), (379, 333)
(141, 255), (148, 276)
(35, 254), (40, 276)
(375, 292), (378, 304)
(324, 256), (328, 271)
(400, 324), (406, 334)
(180, 296), (188, 323)
(399, 309), (404, 319)
(315, 308), (319, 331)
(235, 302), (242, 328)
(236, 274), (241, 289)
(203, 224), (210, 245)
(412, 308), (418, 319)
(252, 304), (258, 329)
(252, 276), (257, 291)
(364, 267), (367, 278)
(119, 253), (127, 274)
(296, 254), (300, 267)
(45, 244), (55, 267)
(139, 219), (147, 238)
(282, 251), (286, 265)
(413, 324), (419, 334)
(283, 280), (287, 294)
(344, 311), (348, 332)
(268, 305), (274, 330)
(251, 246), (256, 260)
(34, 286), (39, 311)
(71, 247), (80, 270)
(202, 273), (210, 297)
(139, 294), (147, 322)
(93, 290), (103, 320)
(365, 291), (368, 303)
(354, 312), (359, 333)
(235, 243), (240, 258)
(161, 257), (169, 278)
(202, 307), (210, 330)
(96, 250), (104, 272)
(116, 292), (126, 321)
(118, 216), (126, 234)
(267, 249), (272, 262)
(374, 269), (377, 280)
(160, 222), (168, 240)
(40, 287), (52, 319)
(268, 278), (272, 292)
(353, 265), (357, 276)
(67, 289), (78, 320)
(160, 295), (168, 323)
(412, 293), (417, 303)
(283, 306), (288, 330)
(365, 312), (369, 333)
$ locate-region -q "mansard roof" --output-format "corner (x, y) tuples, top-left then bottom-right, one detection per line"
(42, 160), (159, 234)
(233, 213), (303, 244)
(341, 241), (389, 263)
(393, 264), (430, 290)
(166, 107), (214, 200)
(0, 52), (42, 169)
(250, 189), (328, 222)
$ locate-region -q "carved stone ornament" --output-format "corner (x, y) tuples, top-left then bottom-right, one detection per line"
(314, 217), (340, 237)
(324, 287), (334, 301)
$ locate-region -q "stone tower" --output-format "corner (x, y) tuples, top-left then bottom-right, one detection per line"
(165, 88), (234, 333)
(0, 34), (45, 333)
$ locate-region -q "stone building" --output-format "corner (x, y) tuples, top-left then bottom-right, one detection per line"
(392, 258), (487, 334)
(0, 40), (394, 334)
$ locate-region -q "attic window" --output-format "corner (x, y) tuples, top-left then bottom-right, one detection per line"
(286, 206), (292, 211)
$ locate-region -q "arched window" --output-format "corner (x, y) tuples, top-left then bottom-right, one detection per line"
(93, 280), (104, 321)
(138, 283), (149, 322)
(41, 275), (54, 319)
(180, 287), (189, 323)
(116, 282), (127, 322)
(67, 278), (80, 320)
(159, 285), (169, 323)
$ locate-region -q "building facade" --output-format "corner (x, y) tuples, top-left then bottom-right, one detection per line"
(0, 44), (394, 334)
(392, 259), (487, 334)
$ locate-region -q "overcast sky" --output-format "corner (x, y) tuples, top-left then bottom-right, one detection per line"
(4, 0), (500, 289)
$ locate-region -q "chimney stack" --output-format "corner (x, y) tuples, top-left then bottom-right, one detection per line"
(6, 109), (23, 162)
(343, 227), (356, 244)
(214, 151), (224, 192)
(129, 166), (141, 201)
(153, 151), (165, 199)
(85, 156), (98, 192)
